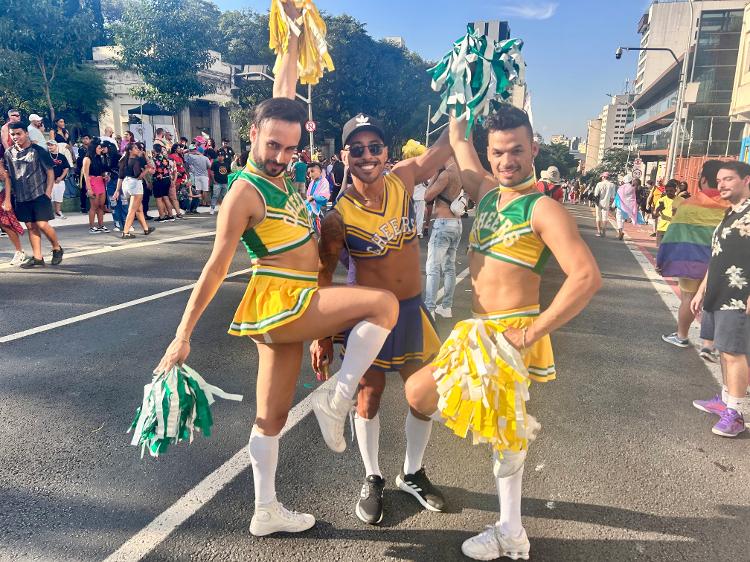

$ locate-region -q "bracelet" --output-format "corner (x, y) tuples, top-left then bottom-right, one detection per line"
(521, 327), (528, 352)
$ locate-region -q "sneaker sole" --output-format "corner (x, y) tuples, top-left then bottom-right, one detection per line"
(311, 398), (346, 453)
(711, 426), (746, 437)
(395, 475), (443, 512)
(249, 519), (315, 537)
(355, 500), (383, 525)
(461, 545), (529, 561)
(661, 335), (689, 348)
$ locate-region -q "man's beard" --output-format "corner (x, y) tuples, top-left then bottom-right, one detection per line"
(252, 150), (286, 177)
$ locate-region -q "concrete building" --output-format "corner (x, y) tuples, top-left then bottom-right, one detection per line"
(729, 2), (750, 162)
(635, 1), (693, 94)
(569, 136), (583, 152)
(550, 134), (570, 146)
(90, 46), (240, 149)
(383, 36), (406, 49)
(471, 20), (511, 42)
(628, 2), (744, 177)
(597, 94), (634, 162)
(584, 118), (602, 172)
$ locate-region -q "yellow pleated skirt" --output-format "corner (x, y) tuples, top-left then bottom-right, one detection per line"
(431, 305), (555, 455)
(228, 266), (318, 337)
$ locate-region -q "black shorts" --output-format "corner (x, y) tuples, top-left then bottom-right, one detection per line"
(14, 194), (55, 223)
(152, 177), (171, 198)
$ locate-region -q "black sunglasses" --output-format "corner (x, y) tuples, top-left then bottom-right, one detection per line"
(349, 143), (385, 158)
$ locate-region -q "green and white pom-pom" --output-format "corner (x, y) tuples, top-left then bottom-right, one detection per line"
(129, 364), (243, 458)
(429, 23), (525, 138)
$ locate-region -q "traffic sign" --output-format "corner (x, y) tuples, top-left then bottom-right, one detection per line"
(305, 120), (316, 132)
(632, 168), (642, 178)
(633, 158), (643, 166)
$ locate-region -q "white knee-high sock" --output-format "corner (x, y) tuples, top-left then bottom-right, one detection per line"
(333, 321), (391, 402)
(248, 425), (279, 507)
(354, 413), (381, 477)
(495, 462), (524, 537)
(403, 411), (432, 475)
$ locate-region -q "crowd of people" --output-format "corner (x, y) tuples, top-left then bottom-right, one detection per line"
(0, 107), (257, 267)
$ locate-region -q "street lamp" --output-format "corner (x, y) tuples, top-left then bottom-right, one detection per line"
(615, 0), (693, 179)
(236, 66), (316, 156)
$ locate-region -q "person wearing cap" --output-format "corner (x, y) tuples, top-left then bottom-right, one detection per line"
(153, 1), (399, 537)
(183, 143), (211, 207)
(218, 138), (235, 163)
(312, 112), (452, 525)
(47, 140), (70, 219)
(4, 122), (64, 268)
(27, 114), (48, 150)
(1, 109), (22, 150)
(593, 171), (616, 237)
(403, 107), (600, 561)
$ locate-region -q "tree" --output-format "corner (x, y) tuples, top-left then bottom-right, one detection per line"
(534, 142), (578, 179)
(0, 0), (100, 121)
(112, 0), (219, 112)
(583, 147), (631, 183)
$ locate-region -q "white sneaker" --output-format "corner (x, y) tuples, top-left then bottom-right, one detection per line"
(311, 389), (353, 453)
(10, 251), (26, 266)
(461, 525), (530, 561)
(56, 212), (66, 219)
(210, 207), (215, 215)
(435, 305), (453, 318)
(249, 501), (315, 536)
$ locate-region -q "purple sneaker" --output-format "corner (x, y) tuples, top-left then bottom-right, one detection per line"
(712, 408), (746, 437)
(693, 394), (727, 416)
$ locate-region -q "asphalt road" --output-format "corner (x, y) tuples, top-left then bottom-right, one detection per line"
(1, 205), (748, 562)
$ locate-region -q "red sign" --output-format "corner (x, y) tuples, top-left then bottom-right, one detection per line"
(305, 120), (316, 132)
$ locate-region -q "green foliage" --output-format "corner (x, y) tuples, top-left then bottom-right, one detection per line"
(112, 0), (218, 112)
(534, 142), (578, 179)
(584, 147), (631, 182)
(0, 0), (100, 120)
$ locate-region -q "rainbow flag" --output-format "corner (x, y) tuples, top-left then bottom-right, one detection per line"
(656, 189), (728, 279)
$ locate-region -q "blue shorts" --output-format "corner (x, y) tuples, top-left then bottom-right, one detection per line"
(335, 294), (441, 372)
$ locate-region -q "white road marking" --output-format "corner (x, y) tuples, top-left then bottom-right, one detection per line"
(0, 267), (253, 343)
(0, 230), (216, 270)
(102, 267), (471, 561)
(606, 215), (723, 386)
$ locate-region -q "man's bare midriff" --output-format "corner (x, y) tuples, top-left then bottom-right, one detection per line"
(432, 200), (459, 220)
(470, 251), (542, 314)
(354, 240), (423, 300)
(251, 238), (320, 272)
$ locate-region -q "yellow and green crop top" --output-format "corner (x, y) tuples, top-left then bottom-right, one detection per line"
(335, 173), (417, 259)
(229, 167), (313, 259)
(469, 189), (551, 274)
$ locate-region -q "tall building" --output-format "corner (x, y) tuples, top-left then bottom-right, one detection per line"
(730, 3), (750, 162)
(569, 136), (583, 152)
(635, 1), (693, 94)
(628, 1), (745, 177)
(471, 20), (511, 42)
(584, 118), (602, 172)
(597, 94), (634, 162)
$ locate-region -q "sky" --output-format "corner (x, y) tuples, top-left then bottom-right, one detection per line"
(214, 0), (651, 140)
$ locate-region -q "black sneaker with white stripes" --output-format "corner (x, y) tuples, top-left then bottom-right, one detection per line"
(355, 474), (385, 525)
(396, 468), (446, 512)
